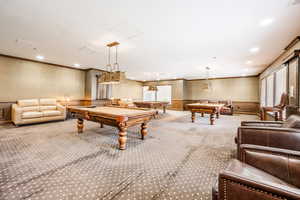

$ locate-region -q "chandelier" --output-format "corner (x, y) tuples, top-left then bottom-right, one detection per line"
(148, 85), (158, 91)
(99, 42), (125, 85)
(148, 78), (159, 91)
(202, 66), (212, 90)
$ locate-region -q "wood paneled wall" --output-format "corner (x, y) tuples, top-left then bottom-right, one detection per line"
(0, 102), (12, 124)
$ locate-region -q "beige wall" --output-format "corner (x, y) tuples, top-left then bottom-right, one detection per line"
(111, 79), (143, 100)
(185, 77), (259, 102)
(0, 55), (260, 103)
(143, 80), (185, 100)
(0, 55), (86, 102)
(143, 77), (259, 102)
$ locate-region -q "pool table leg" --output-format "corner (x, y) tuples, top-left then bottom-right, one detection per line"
(201, 113), (204, 117)
(191, 112), (195, 123)
(118, 123), (127, 150)
(163, 106), (166, 113)
(77, 118), (84, 133)
(100, 123), (104, 128)
(141, 122), (148, 140)
(210, 114), (215, 125)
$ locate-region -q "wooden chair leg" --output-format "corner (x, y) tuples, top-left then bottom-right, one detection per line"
(279, 111), (283, 121)
(274, 112), (279, 121)
(260, 108), (265, 120)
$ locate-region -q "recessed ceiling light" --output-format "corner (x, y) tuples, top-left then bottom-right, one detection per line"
(73, 63), (80, 67)
(242, 74), (246, 76)
(36, 55), (44, 60)
(246, 60), (252, 65)
(249, 47), (260, 53)
(259, 18), (274, 27)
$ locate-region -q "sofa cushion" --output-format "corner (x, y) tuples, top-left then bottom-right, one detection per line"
(21, 106), (40, 112)
(118, 98), (135, 107)
(18, 99), (39, 107)
(22, 111), (43, 119)
(40, 106), (57, 111)
(40, 98), (57, 106)
(42, 110), (62, 117)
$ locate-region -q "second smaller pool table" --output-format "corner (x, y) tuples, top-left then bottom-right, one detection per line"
(133, 101), (169, 113)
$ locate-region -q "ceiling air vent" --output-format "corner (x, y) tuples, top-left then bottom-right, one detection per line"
(79, 45), (100, 55)
(15, 39), (36, 49)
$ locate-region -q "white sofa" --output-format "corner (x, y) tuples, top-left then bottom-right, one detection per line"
(12, 98), (66, 126)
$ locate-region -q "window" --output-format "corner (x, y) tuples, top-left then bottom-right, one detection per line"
(288, 58), (298, 106)
(143, 85), (172, 103)
(266, 74), (274, 106)
(275, 66), (287, 105)
(157, 85), (172, 103)
(260, 78), (266, 107)
(143, 86), (156, 101)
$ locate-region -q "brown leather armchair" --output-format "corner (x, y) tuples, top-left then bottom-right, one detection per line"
(236, 115), (300, 159)
(213, 144), (300, 200)
(214, 115), (300, 199)
(260, 93), (288, 121)
(219, 100), (233, 115)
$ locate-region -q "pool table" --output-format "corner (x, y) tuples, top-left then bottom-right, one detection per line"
(68, 106), (156, 150)
(133, 101), (169, 113)
(186, 103), (224, 125)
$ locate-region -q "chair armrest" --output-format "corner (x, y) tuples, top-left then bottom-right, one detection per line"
(57, 104), (66, 119)
(218, 159), (300, 200)
(237, 126), (300, 159)
(11, 104), (22, 125)
(241, 120), (283, 127)
(240, 144), (300, 187)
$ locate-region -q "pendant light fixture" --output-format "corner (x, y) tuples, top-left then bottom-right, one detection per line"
(99, 42), (126, 85)
(148, 75), (159, 91)
(203, 66), (212, 90)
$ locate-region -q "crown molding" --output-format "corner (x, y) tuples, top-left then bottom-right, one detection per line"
(0, 53), (95, 71)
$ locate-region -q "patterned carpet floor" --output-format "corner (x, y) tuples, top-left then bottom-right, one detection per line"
(0, 111), (257, 200)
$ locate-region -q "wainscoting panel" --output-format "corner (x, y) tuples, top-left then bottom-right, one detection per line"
(0, 102), (14, 124)
(232, 101), (259, 114)
(170, 100), (184, 110)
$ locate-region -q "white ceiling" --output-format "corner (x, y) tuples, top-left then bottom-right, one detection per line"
(1, 0), (300, 81)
